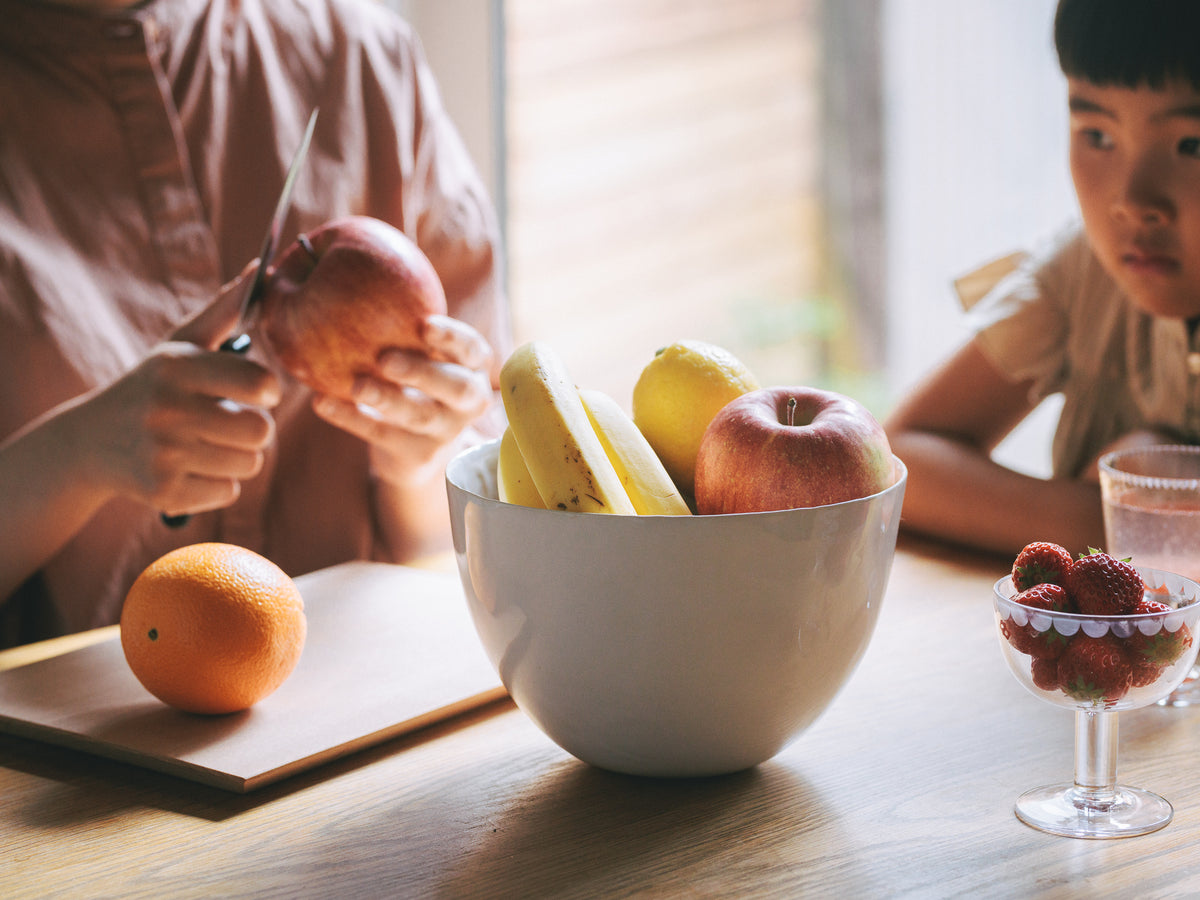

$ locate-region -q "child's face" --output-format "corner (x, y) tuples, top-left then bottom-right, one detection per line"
(1068, 76), (1200, 320)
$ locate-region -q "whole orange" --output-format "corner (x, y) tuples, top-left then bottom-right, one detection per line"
(120, 543), (307, 715)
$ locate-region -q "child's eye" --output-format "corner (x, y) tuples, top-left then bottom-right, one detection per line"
(1178, 137), (1200, 158)
(1080, 128), (1113, 150)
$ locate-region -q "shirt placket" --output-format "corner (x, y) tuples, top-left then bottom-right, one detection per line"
(102, 13), (221, 303)
(102, 13), (273, 553)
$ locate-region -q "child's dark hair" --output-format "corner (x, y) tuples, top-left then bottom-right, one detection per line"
(1055, 0), (1200, 90)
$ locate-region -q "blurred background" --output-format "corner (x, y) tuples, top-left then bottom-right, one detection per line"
(394, 0), (1076, 476)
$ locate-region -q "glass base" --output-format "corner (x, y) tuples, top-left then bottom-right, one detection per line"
(1015, 784), (1173, 838)
(1158, 664), (1200, 707)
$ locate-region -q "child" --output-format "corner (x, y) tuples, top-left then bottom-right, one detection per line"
(885, 0), (1200, 555)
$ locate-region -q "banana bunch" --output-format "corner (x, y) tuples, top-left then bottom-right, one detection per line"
(498, 342), (690, 516)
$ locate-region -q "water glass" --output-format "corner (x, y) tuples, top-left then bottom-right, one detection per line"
(1099, 445), (1200, 706)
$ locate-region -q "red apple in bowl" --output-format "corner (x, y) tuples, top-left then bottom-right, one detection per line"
(693, 386), (896, 514)
(259, 215), (447, 400)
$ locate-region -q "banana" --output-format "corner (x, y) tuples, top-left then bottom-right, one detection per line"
(499, 342), (637, 514)
(579, 389), (692, 516)
(497, 426), (545, 509)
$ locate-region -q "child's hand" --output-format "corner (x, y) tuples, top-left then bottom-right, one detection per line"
(77, 266), (283, 517)
(310, 313), (496, 487)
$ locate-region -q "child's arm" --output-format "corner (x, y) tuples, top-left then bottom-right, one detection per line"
(884, 337), (1105, 556)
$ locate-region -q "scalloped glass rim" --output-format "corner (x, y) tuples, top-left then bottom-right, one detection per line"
(1099, 443), (1200, 492)
(993, 566), (1200, 641)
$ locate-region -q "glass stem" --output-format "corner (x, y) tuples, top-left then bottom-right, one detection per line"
(1073, 708), (1119, 808)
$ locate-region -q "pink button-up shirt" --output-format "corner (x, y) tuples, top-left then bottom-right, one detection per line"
(0, 0), (508, 644)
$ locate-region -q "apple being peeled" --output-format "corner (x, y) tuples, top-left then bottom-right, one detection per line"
(259, 215), (447, 400)
(693, 386), (896, 514)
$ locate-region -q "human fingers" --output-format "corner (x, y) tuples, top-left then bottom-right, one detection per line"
(148, 434), (271, 519)
(94, 344), (279, 515)
(311, 392), (443, 483)
(423, 314), (495, 372)
(145, 390), (277, 457)
(364, 350), (492, 428)
(145, 341), (282, 410)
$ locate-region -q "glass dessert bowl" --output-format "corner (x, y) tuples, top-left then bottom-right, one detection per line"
(994, 566), (1200, 838)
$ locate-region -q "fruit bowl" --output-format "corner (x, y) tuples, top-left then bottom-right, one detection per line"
(445, 438), (907, 777)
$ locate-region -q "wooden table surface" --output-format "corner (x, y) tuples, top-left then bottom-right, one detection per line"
(4, 536), (1200, 898)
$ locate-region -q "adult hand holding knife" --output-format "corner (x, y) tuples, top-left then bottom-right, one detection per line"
(162, 109), (319, 527)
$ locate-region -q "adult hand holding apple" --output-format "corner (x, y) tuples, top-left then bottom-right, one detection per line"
(260, 215), (449, 401)
(694, 386), (896, 514)
(259, 215), (496, 489)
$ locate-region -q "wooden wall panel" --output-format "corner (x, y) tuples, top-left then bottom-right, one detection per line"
(504, 0), (824, 406)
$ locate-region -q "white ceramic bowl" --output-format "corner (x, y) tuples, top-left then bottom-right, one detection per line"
(445, 439), (907, 777)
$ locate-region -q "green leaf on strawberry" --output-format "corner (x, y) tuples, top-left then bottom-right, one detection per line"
(1125, 598), (1193, 666)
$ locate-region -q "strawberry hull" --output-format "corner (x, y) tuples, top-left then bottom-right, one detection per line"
(1125, 598), (1193, 666)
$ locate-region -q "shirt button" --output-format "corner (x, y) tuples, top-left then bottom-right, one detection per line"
(106, 21), (140, 39)
(1188, 353), (1200, 376)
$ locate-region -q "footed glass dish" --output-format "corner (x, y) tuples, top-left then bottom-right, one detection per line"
(994, 566), (1200, 838)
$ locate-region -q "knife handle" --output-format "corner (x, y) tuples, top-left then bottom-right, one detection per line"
(161, 333), (253, 527)
(219, 332), (253, 354)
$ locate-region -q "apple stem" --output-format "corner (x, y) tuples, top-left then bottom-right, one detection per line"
(787, 396), (797, 427)
(298, 233), (318, 263)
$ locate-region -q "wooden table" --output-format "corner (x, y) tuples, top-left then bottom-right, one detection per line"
(4, 536), (1200, 898)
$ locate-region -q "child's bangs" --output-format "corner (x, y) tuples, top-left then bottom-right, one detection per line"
(1055, 0), (1200, 91)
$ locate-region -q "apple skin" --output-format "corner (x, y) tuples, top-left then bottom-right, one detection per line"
(259, 215), (447, 400)
(693, 386), (896, 514)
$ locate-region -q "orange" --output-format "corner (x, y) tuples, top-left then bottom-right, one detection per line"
(631, 340), (759, 496)
(120, 543), (307, 715)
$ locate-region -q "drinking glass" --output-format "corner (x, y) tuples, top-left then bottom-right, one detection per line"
(994, 566), (1200, 838)
(1099, 445), (1200, 706)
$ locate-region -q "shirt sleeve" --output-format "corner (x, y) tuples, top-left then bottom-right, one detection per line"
(954, 231), (1078, 401)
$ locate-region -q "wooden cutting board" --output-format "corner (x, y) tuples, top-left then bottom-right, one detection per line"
(0, 562), (505, 792)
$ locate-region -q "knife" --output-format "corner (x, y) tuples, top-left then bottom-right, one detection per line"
(221, 107), (320, 354)
(162, 108), (319, 528)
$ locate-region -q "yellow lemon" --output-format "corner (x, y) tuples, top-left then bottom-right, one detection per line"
(631, 340), (759, 496)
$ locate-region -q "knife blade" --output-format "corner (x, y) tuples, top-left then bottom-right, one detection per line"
(220, 107), (320, 353)
(162, 108), (319, 528)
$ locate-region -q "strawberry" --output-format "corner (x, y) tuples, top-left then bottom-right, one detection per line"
(1012, 541), (1074, 591)
(1002, 583), (1075, 659)
(1057, 634), (1134, 703)
(1064, 550), (1143, 616)
(1125, 597), (1193, 667)
(1131, 660), (1166, 689)
(1031, 656), (1061, 691)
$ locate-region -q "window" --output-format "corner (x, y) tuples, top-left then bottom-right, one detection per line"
(406, 1), (859, 410)
(398, 0), (1075, 472)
